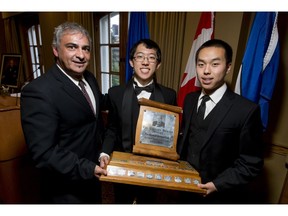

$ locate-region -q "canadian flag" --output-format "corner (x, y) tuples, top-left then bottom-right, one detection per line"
(177, 12), (214, 108)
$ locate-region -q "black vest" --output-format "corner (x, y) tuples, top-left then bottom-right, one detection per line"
(187, 106), (216, 170)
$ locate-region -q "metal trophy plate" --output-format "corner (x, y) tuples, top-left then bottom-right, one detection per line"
(139, 110), (174, 148)
(133, 98), (182, 161)
(100, 151), (206, 194)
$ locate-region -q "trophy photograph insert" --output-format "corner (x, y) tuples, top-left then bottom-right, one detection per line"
(139, 109), (175, 148)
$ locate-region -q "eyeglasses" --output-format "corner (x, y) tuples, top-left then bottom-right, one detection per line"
(133, 53), (158, 63)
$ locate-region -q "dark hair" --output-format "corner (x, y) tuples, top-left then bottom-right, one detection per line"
(195, 39), (233, 65)
(129, 39), (161, 63)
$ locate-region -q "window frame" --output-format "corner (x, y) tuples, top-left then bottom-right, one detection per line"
(94, 12), (128, 93)
(27, 24), (43, 79)
(17, 12), (44, 84)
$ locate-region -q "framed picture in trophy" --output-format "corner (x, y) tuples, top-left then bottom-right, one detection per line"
(133, 98), (182, 161)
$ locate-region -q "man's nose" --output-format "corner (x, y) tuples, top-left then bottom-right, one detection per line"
(204, 66), (210, 74)
(76, 48), (85, 59)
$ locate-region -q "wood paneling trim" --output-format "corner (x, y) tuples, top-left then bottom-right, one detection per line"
(269, 144), (288, 156)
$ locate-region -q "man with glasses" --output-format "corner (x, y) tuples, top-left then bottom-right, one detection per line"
(99, 39), (177, 203)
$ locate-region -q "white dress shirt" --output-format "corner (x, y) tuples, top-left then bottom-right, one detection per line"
(56, 64), (96, 113)
(198, 83), (227, 119)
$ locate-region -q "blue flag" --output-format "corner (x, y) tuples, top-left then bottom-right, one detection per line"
(235, 12), (280, 130)
(125, 12), (150, 83)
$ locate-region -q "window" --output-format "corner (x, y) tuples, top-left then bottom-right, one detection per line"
(99, 12), (120, 94)
(27, 24), (44, 79)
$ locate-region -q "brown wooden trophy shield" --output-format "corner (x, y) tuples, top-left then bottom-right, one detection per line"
(100, 98), (206, 194)
(133, 98), (181, 161)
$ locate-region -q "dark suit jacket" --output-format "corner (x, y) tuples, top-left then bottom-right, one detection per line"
(177, 88), (264, 201)
(102, 79), (177, 155)
(21, 64), (105, 202)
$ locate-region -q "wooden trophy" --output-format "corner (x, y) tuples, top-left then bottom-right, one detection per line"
(132, 98), (181, 161)
(100, 98), (206, 194)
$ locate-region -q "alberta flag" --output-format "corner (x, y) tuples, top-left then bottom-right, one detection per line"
(177, 12), (214, 108)
(235, 12), (280, 130)
(125, 12), (150, 83)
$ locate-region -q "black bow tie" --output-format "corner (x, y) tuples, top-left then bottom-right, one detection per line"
(134, 82), (154, 95)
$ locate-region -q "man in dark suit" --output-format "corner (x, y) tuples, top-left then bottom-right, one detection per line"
(177, 39), (264, 204)
(20, 22), (107, 203)
(99, 39), (177, 203)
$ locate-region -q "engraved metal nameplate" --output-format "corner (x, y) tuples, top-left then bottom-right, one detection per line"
(100, 151), (206, 194)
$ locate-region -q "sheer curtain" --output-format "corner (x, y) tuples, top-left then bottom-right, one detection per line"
(147, 12), (186, 92)
(3, 17), (20, 53)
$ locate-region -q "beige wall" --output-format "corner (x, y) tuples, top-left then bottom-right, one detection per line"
(265, 13), (288, 148)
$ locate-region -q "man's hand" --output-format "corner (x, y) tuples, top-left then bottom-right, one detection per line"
(94, 165), (107, 178)
(198, 181), (217, 196)
(99, 155), (110, 168)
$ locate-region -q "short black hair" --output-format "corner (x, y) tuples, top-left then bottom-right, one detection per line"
(129, 39), (161, 63)
(195, 39), (233, 65)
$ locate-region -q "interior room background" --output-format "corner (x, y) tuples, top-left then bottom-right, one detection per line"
(0, 12), (287, 203)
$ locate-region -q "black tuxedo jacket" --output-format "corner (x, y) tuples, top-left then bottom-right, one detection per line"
(177, 88), (264, 194)
(102, 79), (177, 154)
(21, 64), (105, 182)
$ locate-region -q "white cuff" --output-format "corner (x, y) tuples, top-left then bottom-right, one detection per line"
(98, 152), (110, 162)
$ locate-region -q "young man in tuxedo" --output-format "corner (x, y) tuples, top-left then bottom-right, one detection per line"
(177, 39), (264, 203)
(21, 22), (107, 203)
(99, 39), (177, 203)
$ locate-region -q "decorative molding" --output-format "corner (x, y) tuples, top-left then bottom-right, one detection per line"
(269, 144), (288, 156)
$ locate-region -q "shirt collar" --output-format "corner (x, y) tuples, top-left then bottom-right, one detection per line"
(199, 83), (227, 104)
(56, 64), (87, 86)
(133, 77), (153, 87)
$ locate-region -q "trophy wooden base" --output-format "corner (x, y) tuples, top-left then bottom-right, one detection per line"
(100, 151), (206, 194)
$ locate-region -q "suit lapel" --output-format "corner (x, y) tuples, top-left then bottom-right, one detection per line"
(184, 97), (197, 136)
(178, 93), (199, 154)
(122, 79), (137, 151)
(150, 83), (165, 103)
(51, 65), (96, 116)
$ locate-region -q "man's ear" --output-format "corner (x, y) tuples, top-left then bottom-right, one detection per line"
(226, 63), (232, 74)
(129, 59), (134, 68)
(52, 46), (59, 57)
(156, 62), (161, 70)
